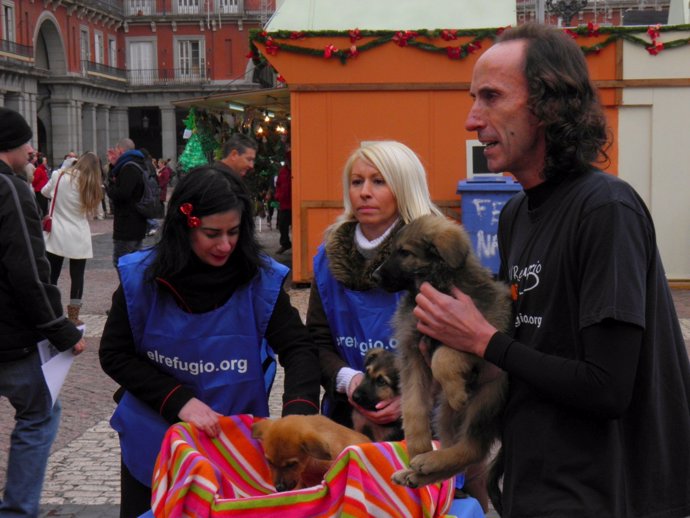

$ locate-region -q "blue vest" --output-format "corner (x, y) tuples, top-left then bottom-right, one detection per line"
(111, 250), (288, 486)
(313, 245), (402, 371)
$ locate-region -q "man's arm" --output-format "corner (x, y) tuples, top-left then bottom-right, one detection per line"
(415, 283), (642, 418)
(0, 174), (82, 351)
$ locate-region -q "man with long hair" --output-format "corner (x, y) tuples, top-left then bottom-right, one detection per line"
(413, 23), (690, 518)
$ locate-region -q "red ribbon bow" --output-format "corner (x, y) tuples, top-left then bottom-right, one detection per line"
(180, 203), (201, 228)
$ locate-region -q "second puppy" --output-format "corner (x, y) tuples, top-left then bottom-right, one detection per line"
(351, 348), (404, 442)
(251, 414), (369, 492)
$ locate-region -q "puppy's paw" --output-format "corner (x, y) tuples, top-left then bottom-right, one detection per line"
(392, 468), (444, 488)
(392, 468), (420, 488)
(409, 450), (446, 476)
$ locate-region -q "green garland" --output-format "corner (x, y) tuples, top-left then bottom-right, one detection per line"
(248, 24), (690, 68)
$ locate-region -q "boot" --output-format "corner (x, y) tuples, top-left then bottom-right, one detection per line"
(67, 304), (84, 326)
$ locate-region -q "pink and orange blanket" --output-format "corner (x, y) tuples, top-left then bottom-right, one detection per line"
(149, 414), (456, 518)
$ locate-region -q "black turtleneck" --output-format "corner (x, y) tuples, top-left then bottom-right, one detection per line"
(155, 253), (246, 313)
(523, 179), (559, 211)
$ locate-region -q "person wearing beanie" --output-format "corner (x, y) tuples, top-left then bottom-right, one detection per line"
(0, 107), (33, 153)
(0, 107), (86, 517)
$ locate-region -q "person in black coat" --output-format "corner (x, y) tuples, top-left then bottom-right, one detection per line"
(0, 107), (85, 517)
(106, 138), (148, 267)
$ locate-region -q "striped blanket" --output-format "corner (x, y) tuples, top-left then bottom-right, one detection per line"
(151, 414), (455, 517)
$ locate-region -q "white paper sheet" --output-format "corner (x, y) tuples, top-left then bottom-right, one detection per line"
(38, 325), (83, 407)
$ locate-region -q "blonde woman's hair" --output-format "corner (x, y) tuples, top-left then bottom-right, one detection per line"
(70, 152), (104, 215)
(331, 141), (442, 231)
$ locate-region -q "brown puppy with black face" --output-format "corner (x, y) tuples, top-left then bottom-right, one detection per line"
(351, 348), (404, 442)
(251, 415), (369, 492)
(374, 214), (511, 504)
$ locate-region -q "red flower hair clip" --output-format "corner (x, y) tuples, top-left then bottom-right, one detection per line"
(180, 203), (201, 228)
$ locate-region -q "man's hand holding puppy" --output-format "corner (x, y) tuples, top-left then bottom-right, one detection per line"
(178, 397), (223, 438)
(347, 373), (401, 425)
(414, 282), (498, 359)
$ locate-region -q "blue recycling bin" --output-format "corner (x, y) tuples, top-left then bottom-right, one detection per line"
(457, 176), (522, 275)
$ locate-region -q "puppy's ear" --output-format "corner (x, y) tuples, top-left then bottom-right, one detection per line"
(429, 220), (471, 269)
(252, 418), (274, 440)
(364, 348), (383, 368)
(301, 431), (333, 461)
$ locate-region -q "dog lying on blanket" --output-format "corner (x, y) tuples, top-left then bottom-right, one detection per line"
(374, 214), (511, 501)
(351, 348), (405, 442)
(252, 414), (369, 492)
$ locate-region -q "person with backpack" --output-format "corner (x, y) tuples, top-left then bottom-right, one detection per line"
(106, 138), (150, 268)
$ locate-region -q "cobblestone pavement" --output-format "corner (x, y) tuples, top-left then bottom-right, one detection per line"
(0, 217), (687, 517)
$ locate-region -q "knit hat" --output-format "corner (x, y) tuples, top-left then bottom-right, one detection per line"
(0, 107), (33, 151)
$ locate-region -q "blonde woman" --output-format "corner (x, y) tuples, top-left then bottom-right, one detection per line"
(41, 152), (104, 324)
(307, 140), (442, 428)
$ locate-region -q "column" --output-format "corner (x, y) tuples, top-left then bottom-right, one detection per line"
(160, 106), (177, 166)
(74, 101), (83, 154)
(49, 99), (73, 164)
(82, 104), (97, 153)
(27, 93), (38, 150)
(110, 106), (129, 143)
(96, 105), (111, 159)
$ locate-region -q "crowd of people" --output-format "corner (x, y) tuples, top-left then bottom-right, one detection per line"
(0, 21), (689, 518)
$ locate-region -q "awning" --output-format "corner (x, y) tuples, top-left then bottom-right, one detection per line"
(172, 87), (290, 117)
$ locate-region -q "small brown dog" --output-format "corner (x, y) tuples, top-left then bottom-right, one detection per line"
(351, 348), (404, 442)
(251, 414), (369, 492)
(374, 214), (511, 502)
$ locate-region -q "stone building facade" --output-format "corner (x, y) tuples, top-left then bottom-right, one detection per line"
(0, 0), (273, 168)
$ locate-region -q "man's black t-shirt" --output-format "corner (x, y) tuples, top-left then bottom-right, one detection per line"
(488, 170), (690, 518)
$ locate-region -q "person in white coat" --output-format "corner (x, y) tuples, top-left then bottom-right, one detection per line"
(41, 152), (103, 324)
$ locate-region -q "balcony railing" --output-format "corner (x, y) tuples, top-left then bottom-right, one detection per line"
(127, 67), (211, 86)
(0, 39), (33, 61)
(81, 0), (124, 17)
(124, 0), (243, 16)
(82, 60), (128, 82)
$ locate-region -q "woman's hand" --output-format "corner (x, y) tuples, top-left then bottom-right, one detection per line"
(357, 394), (402, 425)
(347, 373), (402, 424)
(178, 398), (223, 438)
(414, 282), (497, 358)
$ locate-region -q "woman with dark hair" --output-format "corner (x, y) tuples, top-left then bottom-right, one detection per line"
(99, 165), (320, 518)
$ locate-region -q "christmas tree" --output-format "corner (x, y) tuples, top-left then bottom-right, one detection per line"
(178, 109), (209, 174)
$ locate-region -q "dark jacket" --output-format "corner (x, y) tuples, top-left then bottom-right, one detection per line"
(106, 150), (148, 241)
(0, 161), (82, 361)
